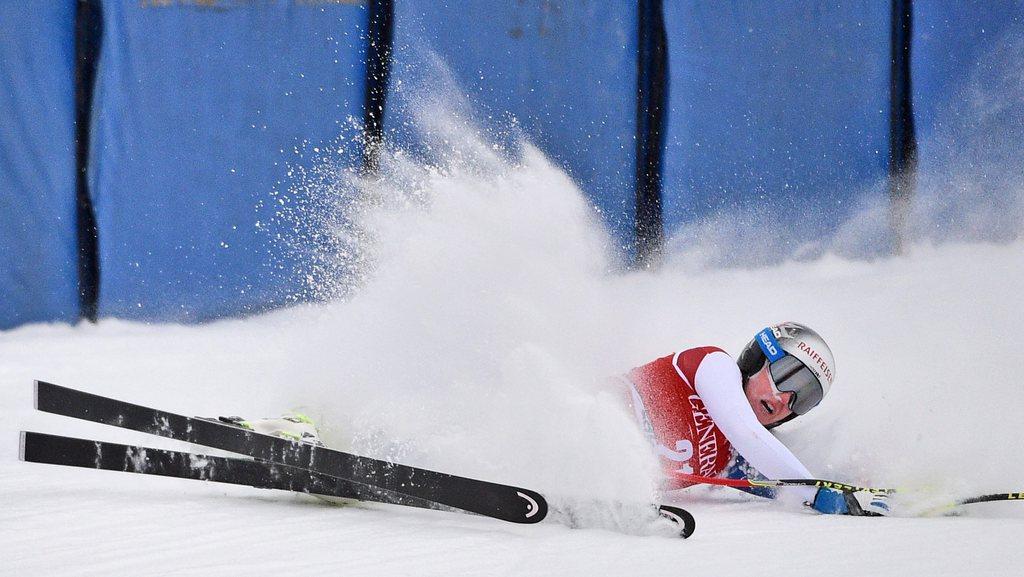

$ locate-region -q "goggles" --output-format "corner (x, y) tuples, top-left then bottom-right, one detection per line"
(767, 354), (824, 416)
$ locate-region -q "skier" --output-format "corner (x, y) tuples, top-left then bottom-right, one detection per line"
(623, 321), (890, 516)
(231, 320), (888, 516)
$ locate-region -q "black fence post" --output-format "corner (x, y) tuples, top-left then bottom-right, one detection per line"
(889, 0), (917, 254)
(363, 0), (394, 176)
(635, 0), (668, 269)
(74, 0), (101, 322)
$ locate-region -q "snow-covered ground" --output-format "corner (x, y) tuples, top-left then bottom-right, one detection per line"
(4, 105), (1024, 575)
(4, 238), (1023, 576)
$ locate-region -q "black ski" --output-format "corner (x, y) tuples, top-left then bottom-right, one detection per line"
(19, 431), (444, 511)
(20, 430), (697, 537)
(29, 381), (697, 537)
(33, 381), (547, 524)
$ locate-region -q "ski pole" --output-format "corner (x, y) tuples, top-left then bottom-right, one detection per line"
(672, 472), (894, 494)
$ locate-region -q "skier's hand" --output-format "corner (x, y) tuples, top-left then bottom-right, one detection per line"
(809, 487), (892, 516)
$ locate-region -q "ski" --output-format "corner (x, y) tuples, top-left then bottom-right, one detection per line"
(29, 381), (697, 537)
(33, 380), (547, 524)
(19, 431), (444, 511)
(19, 430), (697, 537)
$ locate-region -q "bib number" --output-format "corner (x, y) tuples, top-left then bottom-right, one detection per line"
(656, 439), (694, 474)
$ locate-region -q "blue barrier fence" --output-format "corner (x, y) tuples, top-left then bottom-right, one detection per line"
(661, 1), (891, 248)
(912, 1), (1024, 239)
(88, 1), (369, 322)
(386, 1), (641, 253)
(0, 3), (80, 328)
(1, 1), (1020, 328)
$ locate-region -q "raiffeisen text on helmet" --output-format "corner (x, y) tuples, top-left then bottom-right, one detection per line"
(796, 341), (833, 385)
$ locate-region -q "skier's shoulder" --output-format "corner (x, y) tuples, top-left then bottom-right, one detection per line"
(630, 345), (734, 389)
(673, 345), (731, 378)
(676, 345), (729, 361)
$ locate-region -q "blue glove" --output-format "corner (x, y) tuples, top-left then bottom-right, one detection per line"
(810, 487), (892, 516)
(810, 488), (849, 514)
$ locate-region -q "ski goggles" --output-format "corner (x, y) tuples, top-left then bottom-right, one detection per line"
(767, 354), (824, 415)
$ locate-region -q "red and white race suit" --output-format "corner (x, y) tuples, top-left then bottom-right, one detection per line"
(623, 346), (814, 492)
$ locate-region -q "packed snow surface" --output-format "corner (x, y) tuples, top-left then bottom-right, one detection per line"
(4, 238), (1024, 576)
(5, 96), (1024, 576)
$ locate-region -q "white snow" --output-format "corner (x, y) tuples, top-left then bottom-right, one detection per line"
(4, 100), (1024, 576)
(4, 239), (1024, 576)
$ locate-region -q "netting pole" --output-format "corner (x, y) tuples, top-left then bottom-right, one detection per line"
(362, 0), (394, 177)
(889, 0), (917, 255)
(74, 0), (101, 322)
(635, 0), (668, 269)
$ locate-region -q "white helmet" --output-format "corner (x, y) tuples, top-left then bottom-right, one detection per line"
(737, 322), (836, 424)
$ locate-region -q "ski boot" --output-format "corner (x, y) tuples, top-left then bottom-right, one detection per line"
(216, 414), (326, 447)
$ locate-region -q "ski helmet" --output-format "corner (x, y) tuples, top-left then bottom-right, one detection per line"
(737, 322), (835, 425)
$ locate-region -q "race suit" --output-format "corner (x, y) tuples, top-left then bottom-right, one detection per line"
(623, 346), (814, 494)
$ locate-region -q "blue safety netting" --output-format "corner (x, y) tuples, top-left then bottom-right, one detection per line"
(385, 2), (641, 254)
(660, 2), (891, 258)
(911, 1), (1024, 243)
(0, 2), (80, 329)
(89, 1), (368, 321)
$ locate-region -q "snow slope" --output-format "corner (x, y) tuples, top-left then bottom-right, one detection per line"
(5, 90), (1024, 577)
(3, 239), (1023, 576)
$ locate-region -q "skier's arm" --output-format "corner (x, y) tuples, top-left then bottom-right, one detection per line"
(694, 351), (891, 516)
(693, 351), (815, 482)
